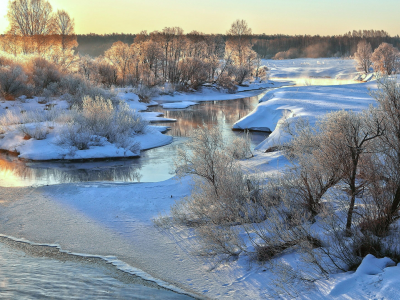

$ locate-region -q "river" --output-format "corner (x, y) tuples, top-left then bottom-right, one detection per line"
(0, 90), (270, 299)
(0, 91), (269, 187)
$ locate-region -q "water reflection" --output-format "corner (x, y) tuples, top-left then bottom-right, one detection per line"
(0, 92), (270, 187)
(152, 91), (270, 147)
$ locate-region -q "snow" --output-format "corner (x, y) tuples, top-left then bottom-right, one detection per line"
(141, 111), (176, 122)
(152, 83), (287, 103)
(329, 255), (398, 298)
(0, 125), (172, 160)
(264, 57), (360, 81)
(161, 101), (199, 109)
(233, 81), (378, 150)
(2, 173), (400, 299)
(0, 95), (173, 161)
(2, 58), (400, 299)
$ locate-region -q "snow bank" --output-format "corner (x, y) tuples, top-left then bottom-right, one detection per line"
(264, 57), (359, 81)
(0, 95), (173, 160)
(329, 255), (398, 298)
(161, 101), (198, 109)
(233, 81), (377, 150)
(153, 86), (270, 102)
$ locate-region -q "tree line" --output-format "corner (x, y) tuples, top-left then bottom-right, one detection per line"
(75, 30), (400, 60)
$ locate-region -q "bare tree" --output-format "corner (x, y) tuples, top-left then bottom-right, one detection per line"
(319, 111), (384, 234)
(370, 78), (400, 220)
(104, 41), (134, 85)
(372, 42), (400, 75)
(53, 9), (76, 52)
(226, 20), (252, 67)
(354, 40), (372, 74)
(7, 0), (54, 36)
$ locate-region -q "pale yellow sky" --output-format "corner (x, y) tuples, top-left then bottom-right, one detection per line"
(1, 0), (400, 36)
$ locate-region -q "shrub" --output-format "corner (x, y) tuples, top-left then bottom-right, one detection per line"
(371, 43), (400, 75)
(30, 58), (62, 94)
(56, 96), (147, 152)
(0, 65), (28, 100)
(217, 74), (237, 93)
(59, 74), (117, 107)
(19, 124), (49, 140)
(134, 85), (156, 103)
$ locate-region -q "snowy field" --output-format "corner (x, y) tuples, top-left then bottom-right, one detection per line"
(264, 57), (361, 81)
(1, 58), (400, 299)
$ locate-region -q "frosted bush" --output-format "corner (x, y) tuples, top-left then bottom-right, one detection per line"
(228, 132), (253, 159)
(59, 75), (117, 107)
(0, 65), (28, 100)
(0, 108), (62, 127)
(134, 85), (156, 103)
(31, 58), (61, 94)
(19, 124), (49, 140)
(56, 96), (147, 152)
(0, 110), (23, 126)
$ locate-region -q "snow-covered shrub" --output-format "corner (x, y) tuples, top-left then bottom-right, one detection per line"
(19, 124), (49, 140)
(160, 125), (270, 257)
(217, 74), (237, 93)
(30, 58), (62, 94)
(134, 85), (156, 103)
(56, 96), (147, 151)
(59, 74), (117, 107)
(0, 110), (23, 126)
(228, 132), (253, 159)
(0, 108), (62, 128)
(0, 65), (28, 100)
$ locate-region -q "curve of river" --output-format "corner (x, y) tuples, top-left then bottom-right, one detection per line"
(0, 90), (270, 300)
(0, 91), (269, 187)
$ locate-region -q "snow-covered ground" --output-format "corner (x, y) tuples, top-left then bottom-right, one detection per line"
(233, 81), (377, 148)
(1, 155), (400, 299)
(263, 57), (361, 82)
(0, 93), (174, 160)
(152, 81), (289, 103)
(2, 58), (400, 299)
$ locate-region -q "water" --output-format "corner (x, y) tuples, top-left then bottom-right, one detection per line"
(0, 91), (270, 298)
(0, 238), (194, 300)
(0, 91), (270, 187)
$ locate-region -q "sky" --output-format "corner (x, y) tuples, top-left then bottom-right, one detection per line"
(1, 0), (400, 36)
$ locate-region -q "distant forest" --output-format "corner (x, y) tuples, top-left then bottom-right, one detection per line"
(76, 30), (400, 59)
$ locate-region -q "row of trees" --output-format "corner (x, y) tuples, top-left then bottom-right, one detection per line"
(100, 20), (266, 90)
(355, 40), (400, 75)
(253, 30), (400, 59)
(75, 30), (400, 60)
(1, 0), (267, 95)
(1, 0), (77, 70)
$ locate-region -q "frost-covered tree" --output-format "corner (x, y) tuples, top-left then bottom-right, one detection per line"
(7, 0), (54, 36)
(354, 40), (372, 74)
(370, 78), (400, 220)
(104, 41), (134, 85)
(53, 9), (77, 52)
(371, 42), (400, 75)
(226, 19), (253, 67)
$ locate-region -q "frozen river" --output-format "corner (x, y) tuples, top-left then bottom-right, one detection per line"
(0, 91), (269, 187)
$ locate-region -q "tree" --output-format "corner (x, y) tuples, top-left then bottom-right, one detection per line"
(104, 41), (134, 85)
(226, 20), (253, 67)
(354, 40), (372, 74)
(53, 9), (77, 52)
(370, 78), (400, 221)
(7, 0), (54, 36)
(371, 42), (400, 75)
